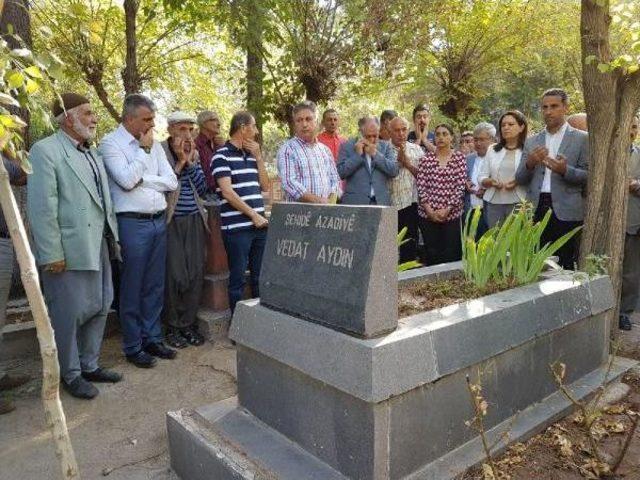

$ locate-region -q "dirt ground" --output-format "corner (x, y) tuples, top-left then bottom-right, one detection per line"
(0, 332), (237, 480)
(460, 313), (640, 480)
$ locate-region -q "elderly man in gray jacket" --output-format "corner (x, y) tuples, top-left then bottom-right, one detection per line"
(337, 116), (399, 206)
(515, 88), (589, 270)
(620, 114), (640, 331)
(28, 93), (122, 399)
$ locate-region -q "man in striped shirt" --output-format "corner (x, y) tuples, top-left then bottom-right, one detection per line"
(211, 111), (269, 314)
(161, 111), (208, 348)
(277, 101), (341, 203)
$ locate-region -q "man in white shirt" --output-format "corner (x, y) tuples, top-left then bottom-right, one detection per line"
(515, 88), (589, 269)
(464, 122), (496, 238)
(99, 94), (178, 368)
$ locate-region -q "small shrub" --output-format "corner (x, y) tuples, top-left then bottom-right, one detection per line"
(462, 204), (581, 289)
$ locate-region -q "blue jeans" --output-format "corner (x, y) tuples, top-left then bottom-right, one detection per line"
(223, 227), (267, 313)
(117, 216), (166, 355)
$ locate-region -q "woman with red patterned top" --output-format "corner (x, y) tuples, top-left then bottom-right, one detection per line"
(416, 123), (467, 265)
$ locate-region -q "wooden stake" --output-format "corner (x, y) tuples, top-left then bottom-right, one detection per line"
(0, 142), (80, 478)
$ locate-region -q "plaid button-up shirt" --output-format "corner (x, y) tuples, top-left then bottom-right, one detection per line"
(389, 142), (423, 210)
(276, 136), (341, 202)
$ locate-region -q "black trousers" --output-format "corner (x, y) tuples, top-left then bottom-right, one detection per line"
(418, 217), (462, 266)
(534, 193), (582, 270)
(398, 203), (419, 263)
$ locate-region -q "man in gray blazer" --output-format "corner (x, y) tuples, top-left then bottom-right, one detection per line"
(337, 116), (399, 205)
(28, 93), (122, 399)
(620, 114), (640, 331)
(515, 88), (589, 269)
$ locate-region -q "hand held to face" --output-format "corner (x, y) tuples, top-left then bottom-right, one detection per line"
(243, 139), (261, 158)
(139, 128), (154, 148)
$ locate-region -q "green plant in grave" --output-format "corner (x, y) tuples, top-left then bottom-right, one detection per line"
(397, 226), (422, 272)
(462, 204), (581, 289)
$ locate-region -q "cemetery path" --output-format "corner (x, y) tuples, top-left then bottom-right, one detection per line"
(0, 333), (237, 480)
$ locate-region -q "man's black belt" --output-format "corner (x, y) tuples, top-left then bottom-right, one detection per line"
(117, 210), (165, 220)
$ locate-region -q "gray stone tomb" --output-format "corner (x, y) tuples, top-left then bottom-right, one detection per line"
(259, 202), (397, 338)
(167, 203), (636, 480)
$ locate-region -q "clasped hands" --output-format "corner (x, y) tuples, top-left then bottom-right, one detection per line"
(423, 204), (451, 223)
(527, 146), (567, 176)
(465, 181), (486, 198)
(355, 139), (377, 157)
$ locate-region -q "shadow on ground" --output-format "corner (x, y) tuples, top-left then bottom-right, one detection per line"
(0, 332), (237, 480)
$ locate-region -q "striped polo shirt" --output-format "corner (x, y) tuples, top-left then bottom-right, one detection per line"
(211, 141), (265, 231)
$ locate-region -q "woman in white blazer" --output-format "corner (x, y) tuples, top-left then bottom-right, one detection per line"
(478, 110), (529, 227)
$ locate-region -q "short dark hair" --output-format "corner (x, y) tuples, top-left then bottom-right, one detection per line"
(122, 94), (156, 119)
(229, 111), (254, 136)
(412, 103), (431, 120)
(494, 110), (528, 152)
(542, 88), (569, 105)
(380, 109), (398, 124)
(322, 108), (338, 120)
(434, 123), (455, 136)
(292, 100), (317, 119)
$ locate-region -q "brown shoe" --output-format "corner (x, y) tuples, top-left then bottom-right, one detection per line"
(0, 399), (15, 415)
(0, 373), (30, 392)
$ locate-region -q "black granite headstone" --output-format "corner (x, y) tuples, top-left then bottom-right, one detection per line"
(259, 203), (397, 338)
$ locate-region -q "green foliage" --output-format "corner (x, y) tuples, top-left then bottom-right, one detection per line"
(397, 226), (422, 272)
(586, 0), (640, 75)
(462, 205), (581, 289)
(0, 33), (59, 166)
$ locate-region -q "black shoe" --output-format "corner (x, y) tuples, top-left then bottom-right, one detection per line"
(619, 314), (632, 331)
(181, 327), (205, 347)
(63, 376), (99, 399)
(82, 368), (123, 383)
(165, 330), (188, 349)
(144, 342), (177, 359)
(126, 350), (157, 368)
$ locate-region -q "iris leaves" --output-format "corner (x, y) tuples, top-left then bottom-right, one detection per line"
(462, 205), (581, 288)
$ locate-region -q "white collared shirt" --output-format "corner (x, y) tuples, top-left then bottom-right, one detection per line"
(541, 122), (568, 193)
(364, 153), (375, 197)
(99, 124), (178, 213)
(470, 154), (486, 208)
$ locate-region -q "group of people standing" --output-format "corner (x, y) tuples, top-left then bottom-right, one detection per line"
(0, 85), (637, 412)
(279, 89), (588, 272)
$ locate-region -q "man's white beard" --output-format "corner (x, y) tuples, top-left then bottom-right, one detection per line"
(72, 116), (96, 141)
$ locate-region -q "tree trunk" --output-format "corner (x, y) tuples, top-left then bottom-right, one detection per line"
(580, 0), (640, 337)
(86, 73), (121, 123)
(245, 0), (265, 137)
(122, 0), (141, 95)
(0, 0), (32, 146)
(0, 151), (80, 478)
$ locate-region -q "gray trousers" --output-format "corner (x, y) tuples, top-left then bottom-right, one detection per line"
(621, 233), (640, 314)
(42, 240), (112, 384)
(485, 202), (517, 228)
(163, 214), (205, 329)
(0, 238), (15, 378)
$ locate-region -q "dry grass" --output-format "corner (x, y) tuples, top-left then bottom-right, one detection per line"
(398, 274), (516, 317)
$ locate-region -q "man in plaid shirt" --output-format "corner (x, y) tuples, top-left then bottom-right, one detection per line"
(277, 101), (341, 203)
